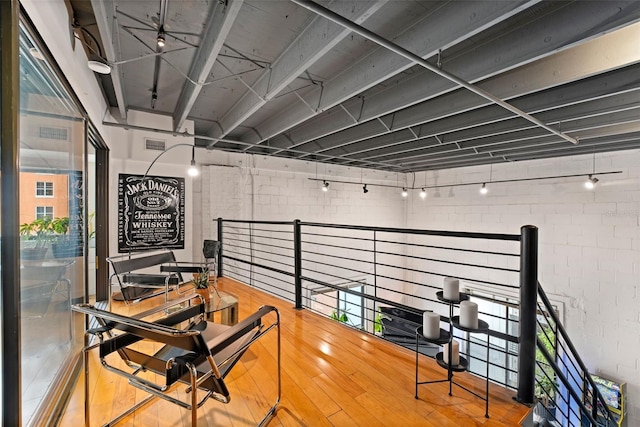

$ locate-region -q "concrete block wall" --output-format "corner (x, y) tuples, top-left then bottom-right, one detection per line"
(406, 149), (640, 423)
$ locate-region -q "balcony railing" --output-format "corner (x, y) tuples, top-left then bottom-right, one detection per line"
(215, 218), (615, 426)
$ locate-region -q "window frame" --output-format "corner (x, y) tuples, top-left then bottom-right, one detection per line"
(35, 181), (54, 197)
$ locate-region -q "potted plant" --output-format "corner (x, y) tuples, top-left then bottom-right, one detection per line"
(373, 309), (390, 336)
(20, 217), (54, 260)
(50, 216), (83, 259)
(331, 310), (349, 324)
(535, 325), (558, 421)
(193, 268), (211, 303)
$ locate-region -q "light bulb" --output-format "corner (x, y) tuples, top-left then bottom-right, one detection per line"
(322, 181), (329, 192)
(157, 30), (166, 48)
(419, 188), (427, 199)
(401, 188), (408, 197)
(585, 175), (598, 189)
(188, 160), (199, 177)
(480, 183), (488, 195)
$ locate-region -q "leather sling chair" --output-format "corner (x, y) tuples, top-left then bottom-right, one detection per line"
(73, 294), (280, 426)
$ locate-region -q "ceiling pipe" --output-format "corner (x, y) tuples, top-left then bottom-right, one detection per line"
(290, 0), (579, 146)
(100, 120), (405, 171)
(151, 0), (169, 109)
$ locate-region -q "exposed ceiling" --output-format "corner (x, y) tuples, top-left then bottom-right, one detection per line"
(69, 0), (640, 172)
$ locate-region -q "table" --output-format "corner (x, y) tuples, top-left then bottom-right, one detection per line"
(205, 291), (239, 325)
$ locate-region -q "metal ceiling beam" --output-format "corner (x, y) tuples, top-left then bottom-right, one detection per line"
(293, 0), (614, 146)
(91, 0), (128, 120)
(244, 0), (535, 145)
(383, 121), (640, 169)
(264, 1), (640, 152)
(352, 90), (640, 161)
(206, 0), (387, 144)
(299, 23), (640, 159)
(401, 131), (640, 171)
(172, 0), (244, 132)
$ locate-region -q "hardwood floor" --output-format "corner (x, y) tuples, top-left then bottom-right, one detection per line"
(59, 278), (530, 426)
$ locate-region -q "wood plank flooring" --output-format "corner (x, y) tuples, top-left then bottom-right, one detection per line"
(59, 278), (531, 426)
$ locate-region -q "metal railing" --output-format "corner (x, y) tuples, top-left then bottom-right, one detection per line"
(215, 218), (615, 426)
(535, 285), (617, 427)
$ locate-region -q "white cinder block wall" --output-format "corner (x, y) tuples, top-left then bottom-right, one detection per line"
(199, 155), (407, 240)
(406, 149), (640, 423)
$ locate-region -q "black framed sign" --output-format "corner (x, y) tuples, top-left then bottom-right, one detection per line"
(118, 174), (185, 252)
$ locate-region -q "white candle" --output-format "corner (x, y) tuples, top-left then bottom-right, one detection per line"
(443, 277), (459, 301)
(422, 312), (440, 339)
(459, 301), (479, 329)
(443, 340), (460, 366)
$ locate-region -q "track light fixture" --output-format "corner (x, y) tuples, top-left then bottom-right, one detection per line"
(480, 183), (488, 195)
(322, 181), (330, 192)
(363, 184), (368, 194)
(584, 175), (599, 190)
(419, 188), (427, 199)
(401, 188), (408, 197)
(187, 146), (199, 177)
(157, 27), (166, 48)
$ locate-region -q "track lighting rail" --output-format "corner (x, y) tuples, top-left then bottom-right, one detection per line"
(309, 170), (622, 192)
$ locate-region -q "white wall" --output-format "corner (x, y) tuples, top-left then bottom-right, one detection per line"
(407, 150), (640, 423)
(199, 154), (408, 240)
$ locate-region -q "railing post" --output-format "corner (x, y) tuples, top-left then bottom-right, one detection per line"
(217, 218), (223, 278)
(294, 219), (302, 309)
(517, 225), (538, 405)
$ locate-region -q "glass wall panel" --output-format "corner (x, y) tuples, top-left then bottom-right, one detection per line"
(18, 24), (86, 425)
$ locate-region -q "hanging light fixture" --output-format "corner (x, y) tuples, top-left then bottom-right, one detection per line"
(419, 188), (427, 199)
(585, 152), (598, 190)
(401, 188), (408, 197)
(480, 183), (488, 194)
(322, 181), (330, 192)
(157, 27), (166, 48)
(187, 146), (199, 177)
(363, 184), (368, 194)
(584, 175), (599, 189)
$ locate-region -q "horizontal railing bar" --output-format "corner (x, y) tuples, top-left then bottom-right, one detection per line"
(303, 256), (517, 289)
(300, 221), (521, 241)
(303, 246), (519, 273)
(221, 219), (295, 226)
(302, 232), (520, 257)
(223, 227), (293, 234)
(224, 231), (295, 246)
(242, 227), (294, 235)
(224, 255), (294, 278)
(220, 233), (293, 250)
(232, 251), (295, 270)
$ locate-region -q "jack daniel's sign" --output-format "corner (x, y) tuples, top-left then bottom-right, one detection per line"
(118, 174), (185, 252)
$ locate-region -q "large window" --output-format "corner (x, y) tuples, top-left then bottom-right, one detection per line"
(18, 22), (89, 426)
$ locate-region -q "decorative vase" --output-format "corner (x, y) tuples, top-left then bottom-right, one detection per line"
(195, 287), (211, 304)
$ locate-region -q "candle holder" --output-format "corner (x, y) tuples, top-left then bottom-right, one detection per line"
(415, 292), (491, 419)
